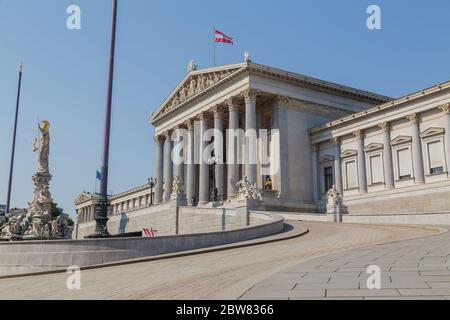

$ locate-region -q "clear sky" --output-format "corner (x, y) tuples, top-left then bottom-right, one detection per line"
(1, 0), (449, 217)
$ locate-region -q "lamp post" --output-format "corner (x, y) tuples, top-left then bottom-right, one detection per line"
(90, 0), (118, 238)
(148, 177), (156, 205)
(208, 157), (218, 203)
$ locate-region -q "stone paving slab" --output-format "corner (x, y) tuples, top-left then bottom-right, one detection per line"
(0, 221), (442, 300)
(242, 225), (450, 300)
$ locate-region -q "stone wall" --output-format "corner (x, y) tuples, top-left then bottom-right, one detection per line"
(0, 212), (284, 277)
(178, 207), (248, 234)
(343, 181), (450, 215)
(75, 201), (176, 239)
(75, 199), (261, 239)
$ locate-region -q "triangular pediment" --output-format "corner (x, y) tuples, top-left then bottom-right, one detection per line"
(420, 127), (445, 138)
(391, 135), (412, 146)
(319, 155), (335, 163)
(74, 192), (94, 204)
(150, 63), (247, 123)
(341, 149), (358, 158)
(364, 142), (383, 152)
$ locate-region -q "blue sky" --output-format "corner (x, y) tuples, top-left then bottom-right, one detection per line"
(0, 0), (449, 217)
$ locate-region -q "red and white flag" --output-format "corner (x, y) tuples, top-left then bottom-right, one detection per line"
(214, 29), (233, 45)
(143, 227), (158, 238)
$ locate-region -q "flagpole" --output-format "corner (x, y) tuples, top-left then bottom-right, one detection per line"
(5, 63), (24, 216)
(90, 0), (118, 238)
(213, 26), (216, 66)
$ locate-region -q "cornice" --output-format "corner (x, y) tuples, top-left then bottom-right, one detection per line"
(309, 80), (450, 135)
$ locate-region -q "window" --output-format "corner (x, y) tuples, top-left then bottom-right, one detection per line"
(345, 160), (358, 189)
(369, 154), (383, 184)
(397, 148), (413, 180)
(324, 166), (334, 192)
(428, 141), (445, 174)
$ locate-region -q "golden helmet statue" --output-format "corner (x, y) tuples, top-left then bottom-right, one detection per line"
(40, 120), (50, 132)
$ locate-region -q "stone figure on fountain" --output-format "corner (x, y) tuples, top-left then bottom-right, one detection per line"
(0, 120), (73, 241)
(236, 176), (263, 201)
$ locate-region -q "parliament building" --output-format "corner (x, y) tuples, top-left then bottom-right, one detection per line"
(74, 58), (450, 238)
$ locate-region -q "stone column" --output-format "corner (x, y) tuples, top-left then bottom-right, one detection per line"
(154, 135), (164, 204)
(244, 89), (258, 185)
(227, 98), (239, 199)
(354, 130), (368, 193)
(163, 131), (173, 201)
(212, 106), (225, 200)
(407, 113), (425, 184)
(440, 104), (450, 174)
(174, 126), (185, 183)
(198, 113), (210, 205)
(332, 137), (343, 194)
(379, 122), (395, 189)
(311, 144), (320, 201)
(185, 119), (196, 205)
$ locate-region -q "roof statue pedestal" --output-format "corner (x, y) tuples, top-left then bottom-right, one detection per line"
(0, 121), (73, 241)
(326, 185), (347, 223)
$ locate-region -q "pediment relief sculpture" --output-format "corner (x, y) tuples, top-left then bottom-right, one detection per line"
(158, 67), (242, 118)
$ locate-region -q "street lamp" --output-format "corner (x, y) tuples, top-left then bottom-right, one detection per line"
(208, 157), (219, 203)
(148, 177), (156, 205)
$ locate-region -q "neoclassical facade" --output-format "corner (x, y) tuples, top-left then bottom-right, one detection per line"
(310, 83), (450, 220)
(75, 58), (450, 230)
(149, 59), (389, 212)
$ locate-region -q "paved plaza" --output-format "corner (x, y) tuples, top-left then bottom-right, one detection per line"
(242, 225), (450, 300)
(0, 221), (441, 300)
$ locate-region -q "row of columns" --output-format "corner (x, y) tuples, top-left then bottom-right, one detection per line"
(153, 90), (259, 206)
(77, 205), (95, 223)
(112, 194), (151, 214)
(313, 106), (450, 199)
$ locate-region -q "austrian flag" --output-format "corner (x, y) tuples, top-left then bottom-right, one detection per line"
(214, 29), (233, 45)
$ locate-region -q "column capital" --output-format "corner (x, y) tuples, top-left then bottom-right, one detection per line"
(163, 130), (172, 139)
(331, 136), (341, 145)
(378, 122), (390, 132)
(275, 95), (292, 108)
(243, 89), (259, 103)
(407, 113), (420, 124)
(153, 135), (164, 145)
(211, 105), (224, 118)
(353, 129), (364, 139)
(174, 123), (187, 131)
(185, 118), (194, 130)
(439, 103), (450, 114)
(226, 97), (239, 111)
(196, 112), (210, 122)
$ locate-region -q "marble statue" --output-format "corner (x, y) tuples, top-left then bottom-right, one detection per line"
(327, 185), (343, 207)
(236, 176), (263, 201)
(249, 184), (263, 201)
(172, 176), (184, 194)
(179, 86), (187, 102)
(0, 120), (73, 241)
(33, 120), (50, 174)
(188, 79), (197, 96)
(237, 176), (251, 199)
